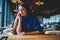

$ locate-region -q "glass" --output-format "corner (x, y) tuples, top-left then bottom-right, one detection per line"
(0, 0), (2, 27)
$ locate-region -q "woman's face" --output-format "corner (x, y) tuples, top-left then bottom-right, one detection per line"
(18, 6), (27, 17)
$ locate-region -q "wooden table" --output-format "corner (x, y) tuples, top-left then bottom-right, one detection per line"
(7, 35), (60, 40)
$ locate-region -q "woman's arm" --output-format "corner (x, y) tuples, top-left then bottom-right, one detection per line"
(12, 12), (20, 29)
(12, 16), (18, 29)
(11, 13), (20, 33)
(25, 31), (43, 35)
(16, 14), (22, 35)
(9, 16), (18, 35)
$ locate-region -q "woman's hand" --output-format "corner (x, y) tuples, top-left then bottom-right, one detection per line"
(18, 32), (26, 36)
(17, 12), (22, 20)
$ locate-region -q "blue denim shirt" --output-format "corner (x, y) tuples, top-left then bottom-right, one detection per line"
(14, 16), (43, 34)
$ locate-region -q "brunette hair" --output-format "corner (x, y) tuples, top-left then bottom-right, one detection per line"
(18, 2), (32, 16)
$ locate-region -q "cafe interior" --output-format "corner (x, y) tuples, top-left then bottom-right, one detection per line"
(0, 0), (60, 40)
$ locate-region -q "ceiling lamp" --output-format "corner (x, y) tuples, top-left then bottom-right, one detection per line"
(13, 9), (18, 12)
(11, 0), (22, 12)
(35, 0), (44, 6)
(11, 0), (22, 4)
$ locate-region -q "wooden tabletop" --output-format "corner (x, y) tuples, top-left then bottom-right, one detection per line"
(7, 34), (60, 40)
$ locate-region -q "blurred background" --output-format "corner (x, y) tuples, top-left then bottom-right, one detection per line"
(0, 0), (60, 35)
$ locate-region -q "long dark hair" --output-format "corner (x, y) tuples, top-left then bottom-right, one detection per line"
(18, 2), (32, 16)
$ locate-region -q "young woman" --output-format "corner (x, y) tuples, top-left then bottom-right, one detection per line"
(10, 3), (43, 35)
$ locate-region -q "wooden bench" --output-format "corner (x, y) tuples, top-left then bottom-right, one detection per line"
(7, 35), (60, 40)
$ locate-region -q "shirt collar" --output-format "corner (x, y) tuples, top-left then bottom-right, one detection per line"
(22, 15), (31, 19)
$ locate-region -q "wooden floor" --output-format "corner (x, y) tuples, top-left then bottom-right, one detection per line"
(7, 34), (60, 40)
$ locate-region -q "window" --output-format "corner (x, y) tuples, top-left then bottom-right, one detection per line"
(0, 0), (14, 27)
(0, 0), (2, 27)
